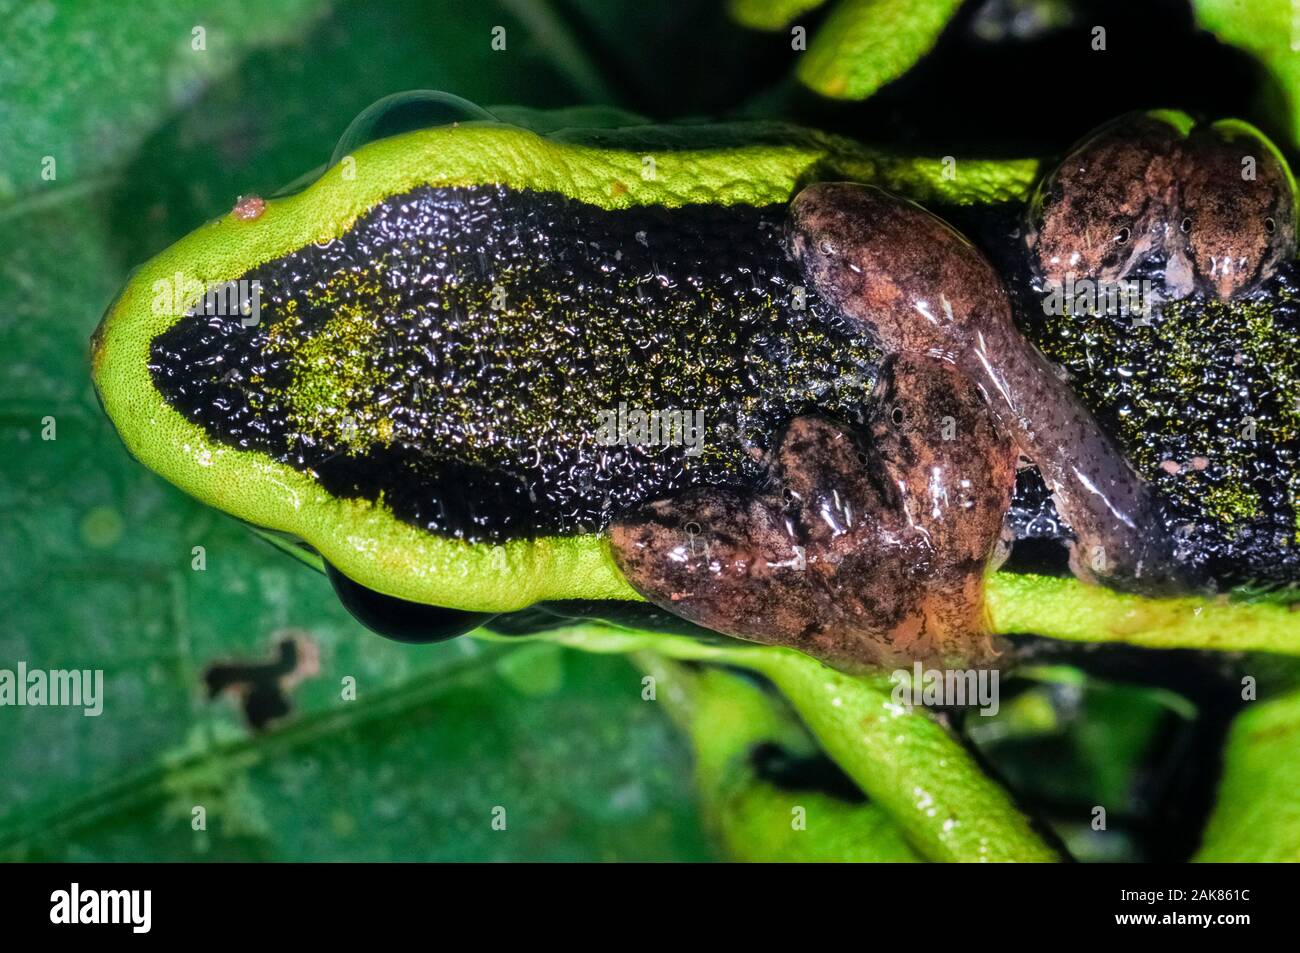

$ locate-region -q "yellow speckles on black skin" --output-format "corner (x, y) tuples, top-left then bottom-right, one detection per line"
(981, 200), (1300, 588)
(271, 275), (396, 453)
(1035, 286), (1300, 563)
(147, 180), (1300, 591)
(148, 184), (883, 543)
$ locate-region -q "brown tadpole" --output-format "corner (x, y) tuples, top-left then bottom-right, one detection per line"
(1023, 112), (1184, 297)
(1024, 112), (1298, 301)
(1173, 123), (1298, 300)
(203, 631), (321, 731)
(788, 181), (1188, 595)
(609, 354), (1016, 672)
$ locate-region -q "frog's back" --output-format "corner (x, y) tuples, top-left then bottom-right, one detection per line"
(146, 183), (882, 544)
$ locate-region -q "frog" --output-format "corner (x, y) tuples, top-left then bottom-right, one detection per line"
(788, 181), (1187, 595)
(1025, 111), (1297, 301)
(90, 119), (917, 624)
(91, 109), (1283, 670)
(609, 352), (1017, 672)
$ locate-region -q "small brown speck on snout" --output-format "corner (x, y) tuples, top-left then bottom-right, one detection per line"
(232, 194), (267, 221)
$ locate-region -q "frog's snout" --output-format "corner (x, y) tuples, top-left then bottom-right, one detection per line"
(1204, 256), (1254, 300)
(1157, 246), (1196, 301)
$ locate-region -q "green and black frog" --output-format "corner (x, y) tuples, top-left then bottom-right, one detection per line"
(90, 104), (1300, 671)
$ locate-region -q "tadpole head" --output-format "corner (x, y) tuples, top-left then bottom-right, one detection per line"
(1025, 112), (1182, 294)
(787, 182), (1002, 353)
(1176, 123), (1298, 299)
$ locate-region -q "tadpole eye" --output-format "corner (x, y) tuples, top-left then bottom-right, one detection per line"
(1115, 226), (1131, 245)
(1266, 217), (1277, 234)
(890, 405), (906, 426)
(1180, 217), (1192, 234)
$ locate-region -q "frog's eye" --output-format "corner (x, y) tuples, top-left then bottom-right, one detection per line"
(1265, 217), (1277, 234)
(1180, 217), (1192, 234)
(890, 405), (907, 426)
(1114, 226), (1131, 245)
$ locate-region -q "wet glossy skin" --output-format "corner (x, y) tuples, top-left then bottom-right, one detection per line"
(1026, 114), (1181, 295)
(609, 354), (1016, 671)
(1026, 113), (1297, 300)
(788, 182), (1185, 594)
(1173, 126), (1297, 299)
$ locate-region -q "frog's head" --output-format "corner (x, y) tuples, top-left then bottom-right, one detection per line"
(88, 124), (652, 621)
(1170, 121), (1298, 299)
(1024, 113), (1183, 297)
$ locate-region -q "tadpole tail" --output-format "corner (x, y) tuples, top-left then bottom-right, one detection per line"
(965, 324), (1190, 595)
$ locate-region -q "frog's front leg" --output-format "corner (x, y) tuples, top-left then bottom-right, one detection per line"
(609, 356), (1014, 672)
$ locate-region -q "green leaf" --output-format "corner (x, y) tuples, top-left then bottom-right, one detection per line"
(748, 652), (1060, 861)
(1195, 689), (1300, 862)
(0, 647), (714, 860)
(521, 626), (1060, 861)
(729, 0), (829, 32)
(1192, 0), (1300, 151)
(797, 0), (966, 100)
(986, 573), (1300, 656)
(640, 654), (921, 862)
(0, 0), (330, 204)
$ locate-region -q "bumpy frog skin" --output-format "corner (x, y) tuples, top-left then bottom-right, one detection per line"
(609, 354), (1016, 671)
(788, 182), (1184, 594)
(1026, 112), (1297, 300)
(1172, 124), (1298, 299)
(1025, 113), (1182, 296)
